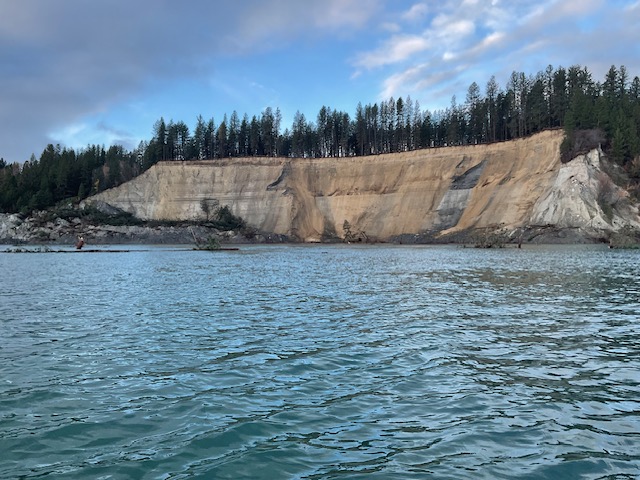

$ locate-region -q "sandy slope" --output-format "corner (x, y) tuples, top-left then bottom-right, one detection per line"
(88, 130), (640, 242)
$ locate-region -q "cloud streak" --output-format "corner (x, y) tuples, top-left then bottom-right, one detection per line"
(355, 0), (640, 108)
(354, 35), (431, 70)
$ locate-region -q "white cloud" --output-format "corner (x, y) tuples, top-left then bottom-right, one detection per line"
(443, 51), (457, 61)
(480, 31), (504, 48)
(232, 0), (381, 50)
(381, 65), (425, 99)
(353, 0), (640, 106)
(402, 3), (429, 22)
(354, 34), (430, 70)
(433, 19), (475, 40)
(49, 123), (88, 143)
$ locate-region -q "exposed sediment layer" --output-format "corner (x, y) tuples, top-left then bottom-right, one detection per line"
(86, 130), (640, 242)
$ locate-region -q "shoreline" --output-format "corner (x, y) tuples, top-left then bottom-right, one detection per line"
(2, 213), (638, 248)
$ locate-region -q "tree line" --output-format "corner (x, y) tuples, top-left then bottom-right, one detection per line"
(2, 64), (640, 214)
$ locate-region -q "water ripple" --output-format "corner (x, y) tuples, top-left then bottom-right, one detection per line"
(1, 245), (639, 478)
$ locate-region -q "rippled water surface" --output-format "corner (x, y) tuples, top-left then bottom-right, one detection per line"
(1, 244), (639, 479)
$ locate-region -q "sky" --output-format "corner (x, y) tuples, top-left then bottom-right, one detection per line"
(1, 0), (639, 163)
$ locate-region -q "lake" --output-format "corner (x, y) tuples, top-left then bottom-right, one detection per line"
(1, 244), (639, 479)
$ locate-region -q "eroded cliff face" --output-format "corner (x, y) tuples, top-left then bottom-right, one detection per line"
(86, 130), (640, 242)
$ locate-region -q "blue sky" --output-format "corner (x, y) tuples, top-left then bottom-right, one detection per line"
(1, 0), (639, 163)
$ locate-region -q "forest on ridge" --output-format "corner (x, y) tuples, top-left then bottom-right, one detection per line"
(1, 64), (640, 214)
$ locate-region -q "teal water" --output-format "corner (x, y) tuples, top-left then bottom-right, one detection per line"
(1, 245), (639, 479)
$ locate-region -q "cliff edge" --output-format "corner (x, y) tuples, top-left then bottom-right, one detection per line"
(85, 130), (640, 243)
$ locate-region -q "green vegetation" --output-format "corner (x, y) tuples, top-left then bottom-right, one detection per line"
(195, 236), (221, 251)
(74, 205), (143, 226)
(0, 144), (139, 214)
(210, 205), (245, 231)
(2, 64), (640, 214)
(471, 227), (509, 249)
(608, 226), (640, 248)
(342, 219), (368, 243)
(30, 203), (143, 227)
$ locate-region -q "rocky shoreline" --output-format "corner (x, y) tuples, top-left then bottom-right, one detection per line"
(4, 210), (638, 248)
(0, 212), (289, 246)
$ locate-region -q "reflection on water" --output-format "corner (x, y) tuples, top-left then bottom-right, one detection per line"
(0, 245), (639, 478)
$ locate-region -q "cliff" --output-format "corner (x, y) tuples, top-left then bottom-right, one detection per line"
(85, 130), (640, 243)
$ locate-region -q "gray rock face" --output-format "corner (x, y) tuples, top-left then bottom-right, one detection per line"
(530, 148), (640, 234)
(90, 200), (128, 216)
(434, 160), (486, 230)
(0, 214), (23, 242)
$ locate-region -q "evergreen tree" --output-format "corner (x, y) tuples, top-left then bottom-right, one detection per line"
(217, 115), (228, 158)
(485, 76), (499, 142)
(239, 114), (250, 156)
(249, 115), (261, 156)
(466, 81), (484, 144)
(193, 115), (207, 160)
(228, 111), (240, 157)
(153, 117), (167, 161)
(261, 107), (276, 157)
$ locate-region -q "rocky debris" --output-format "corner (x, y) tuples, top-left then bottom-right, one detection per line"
(3, 208), (637, 246)
(608, 226), (640, 248)
(391, 223), (637, 246)
(0, 211), (287, 246)
(529, 148), (640, 234)
(0, 213), (23, 241)
(90, 200), (129, 216)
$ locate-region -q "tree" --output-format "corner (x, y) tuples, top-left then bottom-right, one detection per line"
(466, 81), (484, 143)
(239, 114), (250, 156)
(342, 220), (355, 242)
(167, 121), (189, 161)
(355, 102), (366, 156)
(153, 117), (167, 161)
(200, 198), (219, 221)
(217, 115), (228, 158)
(292, 110), (307, 157)
(411, 100), (422, 149)
(551, 67), (568, 127)
(336, 110), (351, 157)
(446, 96), (464, 145)
(386, 98), (396, 152)
(630, 76), (640, 102)
(249, 115), (262, 156)
(228, 111), (240, 157)
(485, 76), (499, 142)
(261, 107), (276, 156)
(206, 118), (216, 159)
(395, 96), (405, 152)
(317, 106), (330, 157)
(193, 115), (207, 160)
(274, 108), (283, 156)
(404, 97), (414, 151)
(527, 74), (547, 133)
